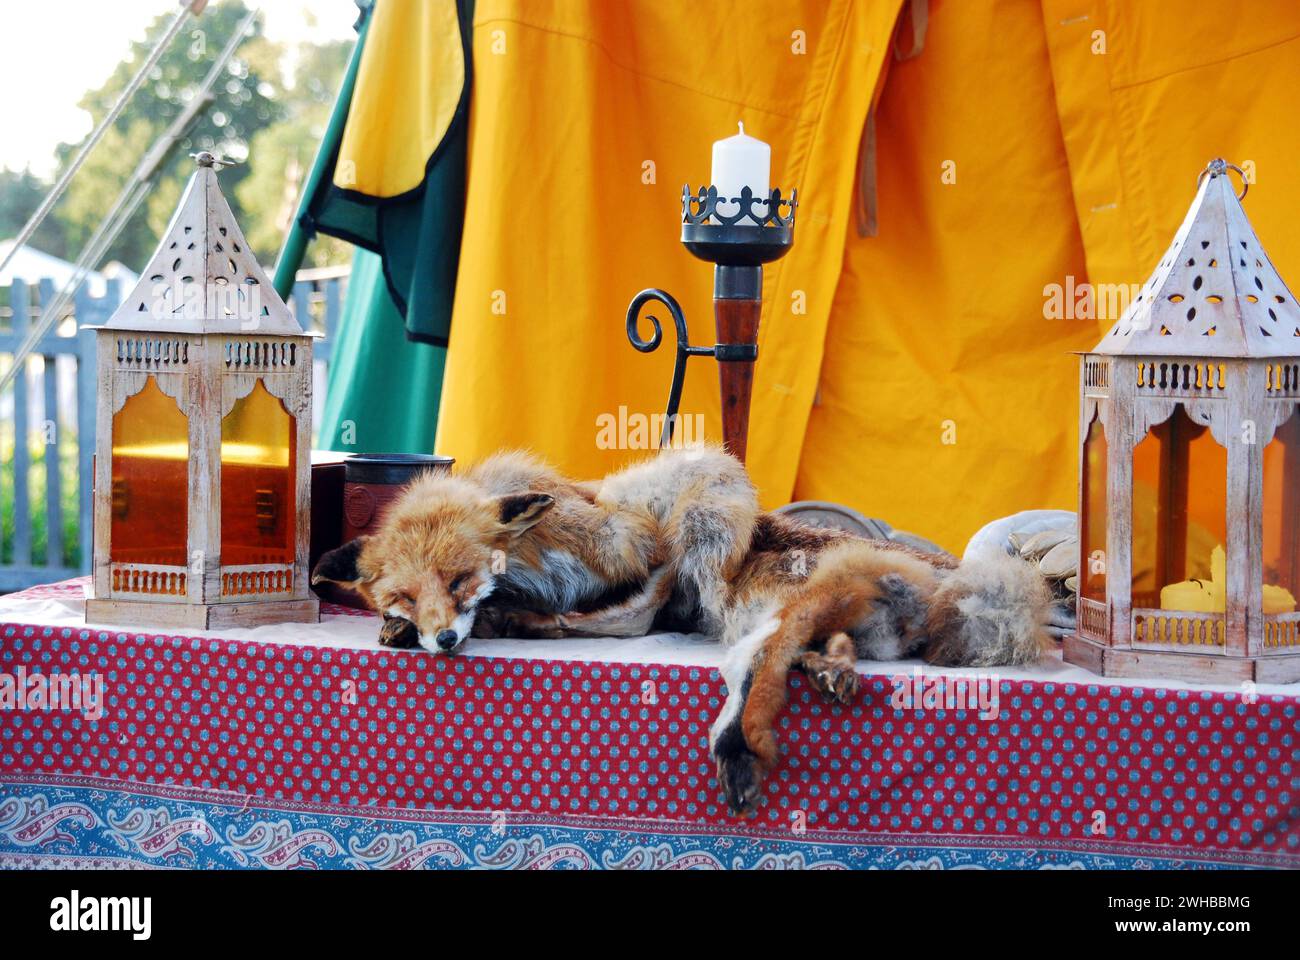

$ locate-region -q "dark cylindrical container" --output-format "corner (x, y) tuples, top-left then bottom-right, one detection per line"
(312, 453), (454, 609)
(342, 453), (456, 543)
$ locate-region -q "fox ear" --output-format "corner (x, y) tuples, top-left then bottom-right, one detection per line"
(311, 537), (374, 589)
(496, 492), (554, 536)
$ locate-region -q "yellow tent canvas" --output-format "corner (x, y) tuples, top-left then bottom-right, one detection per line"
(331, 0), (1300, 552)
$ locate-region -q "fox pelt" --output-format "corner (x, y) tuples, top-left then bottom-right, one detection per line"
(313, 445), (1052, 814)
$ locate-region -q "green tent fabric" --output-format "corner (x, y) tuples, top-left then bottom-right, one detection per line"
(318, 247), (445, 453)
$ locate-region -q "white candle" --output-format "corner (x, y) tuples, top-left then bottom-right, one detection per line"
(711, 122), (770, 224)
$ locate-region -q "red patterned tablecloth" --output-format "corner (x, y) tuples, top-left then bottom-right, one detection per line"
(1, 580), (1297, 869)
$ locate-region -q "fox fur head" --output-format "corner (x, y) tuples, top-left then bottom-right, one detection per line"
(311, 473), (554, 654)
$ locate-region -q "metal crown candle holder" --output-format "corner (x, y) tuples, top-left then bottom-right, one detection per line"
(626, 184), (797, 461)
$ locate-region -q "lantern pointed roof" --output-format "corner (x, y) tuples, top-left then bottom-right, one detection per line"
(97, 153), (305, 336)
(1095, 159), (1300, 358)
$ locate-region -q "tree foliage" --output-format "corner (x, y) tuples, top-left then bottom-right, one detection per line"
(0, 168), (69, 260)
(14, 0), (353, 272)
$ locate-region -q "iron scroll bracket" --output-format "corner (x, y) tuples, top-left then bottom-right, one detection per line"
(625, 288), (757, 449)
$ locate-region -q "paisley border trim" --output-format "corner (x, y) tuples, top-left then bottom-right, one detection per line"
(0, 777), (1278, 871)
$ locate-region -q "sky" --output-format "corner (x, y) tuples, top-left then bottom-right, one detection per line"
(0, 0), (359, 177)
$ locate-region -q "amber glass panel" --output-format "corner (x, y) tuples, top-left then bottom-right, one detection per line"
(110, 376), (188, 565)
(1261, 409), (1300, 611)
(1132, 406), (1227, 609)
(220, 380), (295, 566)
(1080, 414), (1108, 601)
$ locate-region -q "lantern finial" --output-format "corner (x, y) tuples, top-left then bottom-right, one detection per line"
(189, 150), (237, 170)
(1196, 157), (1248, 201)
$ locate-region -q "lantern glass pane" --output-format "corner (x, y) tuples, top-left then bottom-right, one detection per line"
(220, 379), (296, 566)
(109, 375), (189, 566)
(1080, 413), (1107, 601)
(1132, 406), (1227, 611)
(1261, 409), (1300, 613)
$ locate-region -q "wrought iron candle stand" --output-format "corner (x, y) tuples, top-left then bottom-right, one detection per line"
(626, 184), (796, 461)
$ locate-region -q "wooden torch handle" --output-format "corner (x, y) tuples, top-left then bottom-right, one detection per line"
(713, 296), (761, 463)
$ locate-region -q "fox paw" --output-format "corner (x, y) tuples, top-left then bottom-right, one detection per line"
(714, 750), (764, 817)
(711, 724), (772, 816)
(798, 651), (860, 704)
(378, 616), (420, 649)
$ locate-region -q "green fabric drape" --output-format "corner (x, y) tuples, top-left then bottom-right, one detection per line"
(272, 4), (371, 299)
(271, 2), (450, 455)
(318, 247), (445, 453)
(302, 0), (474, 347)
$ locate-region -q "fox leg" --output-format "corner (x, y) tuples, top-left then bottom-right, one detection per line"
(709, 609), (787, 816)
(712, 600), (872, 815)
(657, 476), (757, 636)
(596, 447), (757, 637)
(667, 504), (753, 636)
(711, 548), (939, 815)
(549, 566), (675, 636)
(475, 567), (675, 639)
(712, 595), (854, 815)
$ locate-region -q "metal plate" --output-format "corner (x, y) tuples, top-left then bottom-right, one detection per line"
(776, 500), (951, 558)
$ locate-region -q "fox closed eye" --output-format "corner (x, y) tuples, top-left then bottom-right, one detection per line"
(448, 574), (469, 593)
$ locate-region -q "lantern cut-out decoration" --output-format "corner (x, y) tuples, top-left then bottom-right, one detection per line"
(1065, 158), (1300, 682)
(83, 152), (319, 628)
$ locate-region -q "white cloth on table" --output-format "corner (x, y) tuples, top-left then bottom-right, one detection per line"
(2, 584), (1297, 696)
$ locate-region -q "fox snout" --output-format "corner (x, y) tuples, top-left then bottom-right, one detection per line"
(411, 599), (471, 656)
(420, 623), (465, 655)
(410, 573), (497, 656)
(380, 609), (471, 655)
(432, 629), (461, 652)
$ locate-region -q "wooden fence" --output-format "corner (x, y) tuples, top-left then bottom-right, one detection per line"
(0, 269), (344, 592)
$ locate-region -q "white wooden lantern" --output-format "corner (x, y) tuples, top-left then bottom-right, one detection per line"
(84, 152), (319, 628)
(1066, 159), (1300, 682)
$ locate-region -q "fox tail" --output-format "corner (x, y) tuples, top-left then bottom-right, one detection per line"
(921, 553), (1054, 667)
